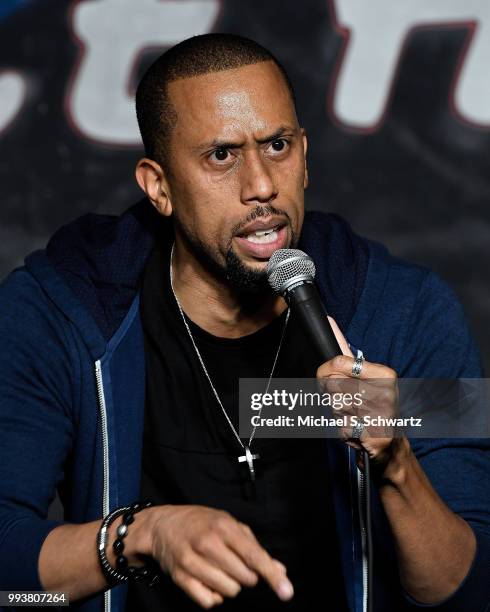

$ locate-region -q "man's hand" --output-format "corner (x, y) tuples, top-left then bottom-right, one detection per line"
(317, 317), (402, 474)
(39, 504), (293, 607)
(146, 505), (294, 609)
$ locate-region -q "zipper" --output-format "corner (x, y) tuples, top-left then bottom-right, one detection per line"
(357, 467), (368, 612)
(95, 360), (111, 612)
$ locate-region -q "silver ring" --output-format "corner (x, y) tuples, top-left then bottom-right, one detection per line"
(351, 356), (364, 378)
(351, 421), (364, 439)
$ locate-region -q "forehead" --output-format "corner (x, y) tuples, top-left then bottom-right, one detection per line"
(167, 61), (297, 142)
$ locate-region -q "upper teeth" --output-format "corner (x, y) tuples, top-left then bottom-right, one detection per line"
(252, 228), (275, 236)
(244, 226), (279, 244)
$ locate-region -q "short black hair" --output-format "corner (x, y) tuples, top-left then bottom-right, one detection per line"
(135, 33), (297, 171)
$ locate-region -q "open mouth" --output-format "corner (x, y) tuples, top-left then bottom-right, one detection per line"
(234, 221), (289, 259)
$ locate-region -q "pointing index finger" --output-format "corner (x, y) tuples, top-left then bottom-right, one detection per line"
(225, 525), (294, 601)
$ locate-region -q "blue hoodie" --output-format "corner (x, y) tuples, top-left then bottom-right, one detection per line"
(0, 200), (488, 612)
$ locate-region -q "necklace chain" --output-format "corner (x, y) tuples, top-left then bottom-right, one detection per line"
(169, 244), (290, 451)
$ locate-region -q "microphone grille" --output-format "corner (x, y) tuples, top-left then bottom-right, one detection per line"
(267, 248), (316, 294)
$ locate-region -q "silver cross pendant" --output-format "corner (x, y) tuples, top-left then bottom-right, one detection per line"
(238, 446), (260, 482)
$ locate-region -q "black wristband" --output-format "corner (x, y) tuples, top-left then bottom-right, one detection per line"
(97, 501), (161, 587)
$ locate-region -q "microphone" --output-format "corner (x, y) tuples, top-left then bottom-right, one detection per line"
(267, 248), (374, 612)
(266, 248), (342, 362)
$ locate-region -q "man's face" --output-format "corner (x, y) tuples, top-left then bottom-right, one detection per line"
(164, 61), (307, 292)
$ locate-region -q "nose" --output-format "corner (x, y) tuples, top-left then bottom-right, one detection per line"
(240, 151), (278, 205)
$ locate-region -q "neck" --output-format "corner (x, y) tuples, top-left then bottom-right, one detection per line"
(170, 239), (287, 339)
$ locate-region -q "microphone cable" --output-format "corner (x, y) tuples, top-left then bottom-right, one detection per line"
(363, 448), (374, 612)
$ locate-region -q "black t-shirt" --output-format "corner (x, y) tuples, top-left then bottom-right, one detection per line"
(126, 241), (348, 611)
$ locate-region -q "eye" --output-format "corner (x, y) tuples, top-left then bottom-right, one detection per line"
(269, 138), (289, 153)
(210, 147), (230, 162)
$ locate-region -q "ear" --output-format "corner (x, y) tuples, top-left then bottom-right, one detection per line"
(135, 158), (173, 217)
(301, 129), (308, 190)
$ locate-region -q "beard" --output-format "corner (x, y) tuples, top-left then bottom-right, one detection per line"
(224, 247), (270, 295)
(174, 205), (297, 296)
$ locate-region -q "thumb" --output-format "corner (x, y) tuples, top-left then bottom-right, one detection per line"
(327, 316), (353, 357)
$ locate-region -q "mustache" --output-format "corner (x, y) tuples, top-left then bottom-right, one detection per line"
(230, 204), (291, 237)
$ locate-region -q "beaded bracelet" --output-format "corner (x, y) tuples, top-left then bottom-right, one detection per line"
(98, 501), (161, 587)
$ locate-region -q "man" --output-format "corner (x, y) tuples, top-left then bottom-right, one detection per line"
(0, 33), (488, 612)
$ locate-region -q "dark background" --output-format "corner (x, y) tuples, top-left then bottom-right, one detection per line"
(1, 0), (489, 371)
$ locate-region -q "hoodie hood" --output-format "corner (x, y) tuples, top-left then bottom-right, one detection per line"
(27, 199), (369, 346)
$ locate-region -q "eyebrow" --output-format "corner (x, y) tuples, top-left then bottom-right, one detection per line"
(198, 125), (297, 151)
